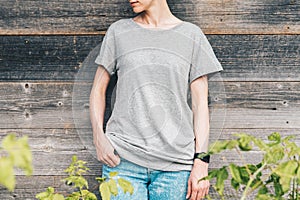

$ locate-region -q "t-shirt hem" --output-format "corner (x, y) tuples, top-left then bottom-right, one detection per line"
(106, 134), (193, 172)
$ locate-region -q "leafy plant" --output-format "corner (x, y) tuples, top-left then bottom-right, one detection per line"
(202, 132), (300, 200)
(0, 133), (33, 191)
(97, 171), (134, 200)
(36, 155), (134, 200)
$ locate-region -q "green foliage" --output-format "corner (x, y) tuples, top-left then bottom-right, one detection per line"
(0, 133), (33, 191)
(98, 172), (134, 200)
(204, 132), (300, 200)
(35, 187), (65, 200)
(36, 155), (134, 200)
(62, 155), (90, 191)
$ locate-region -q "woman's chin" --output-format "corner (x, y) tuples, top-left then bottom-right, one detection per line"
(132, 8), (144, 13)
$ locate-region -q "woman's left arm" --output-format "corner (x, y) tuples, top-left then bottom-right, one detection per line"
(186, 75), (210, 200)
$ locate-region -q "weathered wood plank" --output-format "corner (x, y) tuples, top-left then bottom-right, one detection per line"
(0, 128), (297, 199)
(2, 128), (298, 150)
(0, 131), (277, 175)
(2, 106), (296, 129)
(1, 128), (298, 175)
(0, 175), (102, 200)
(0, 0), (299, 35)
(0, 81), (300, 129)
(0, 35), (299, 81)
(0, 35), (100, 81)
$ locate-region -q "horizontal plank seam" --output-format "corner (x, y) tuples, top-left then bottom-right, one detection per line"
(0, 32), (300, 36)
(0, 80), (300, 84)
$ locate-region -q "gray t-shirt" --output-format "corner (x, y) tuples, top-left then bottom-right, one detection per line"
(95, 18), (223, 171)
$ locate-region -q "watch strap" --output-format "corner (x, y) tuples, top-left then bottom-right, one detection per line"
(194, 152), (210, 163)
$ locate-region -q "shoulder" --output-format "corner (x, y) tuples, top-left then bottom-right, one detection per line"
(179, 21), (206, 45)
(106, 18), (132, 33)
(184, 21), (205, 37)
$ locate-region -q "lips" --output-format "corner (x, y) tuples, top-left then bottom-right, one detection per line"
(130, 1), (138, 6)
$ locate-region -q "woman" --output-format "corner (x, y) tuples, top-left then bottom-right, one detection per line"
(90, 0), (223, 199)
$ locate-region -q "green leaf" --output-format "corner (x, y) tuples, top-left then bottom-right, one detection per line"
(268, 132), (281, 142)
(237, 134), (253, 151)
(278, 176), (290, 194)
(35, 191), (49, 199)
(109, 171), (119, 178)
(247, 164), (262, 179)
(96, 177), (106, 184)
(252, 138), (268, 151)
(100, 182), (111, 200)
(297, 163), (300, 185)
(229, 164), (242, 183)
(215, 166), (228, 195)
(66, 191), (81, 200)
(270, 173), (285, 196)
(36, 190), (50, 199)
(273, 160), (298, 179)
(81, 189), (97, 200)
(0, 157), (15, 191)
(239, 166), (250, 185)
(48, 187), (55, 193)
(258, 185), (269, 195)
(226, 140), (239, 149)
(208, 140), (238, 154)
(2, 134), (33, 176)
(230, 178), (240, 190)
(207, 169), (220, 179)
(72, 155), (77, 163)
(208, 141), (229, 154)
(108, 179), (118, 196)
(63, 175), (89, 190)
(53, 193), (65, 200)
(35, 187), (61, 200)
(250, 178), (263, 191)
(264, 146), (285, 164)
(118, 178), (134, 195)
(256, 194), (273, 200)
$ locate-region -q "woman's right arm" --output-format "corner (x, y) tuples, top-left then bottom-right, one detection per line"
(89, 66), (120, 167)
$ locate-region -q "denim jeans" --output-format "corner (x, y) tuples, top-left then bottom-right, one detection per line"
(102, 157), (191, 200)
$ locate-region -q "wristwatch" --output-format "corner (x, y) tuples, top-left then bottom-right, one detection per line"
(194, 152), (210, 163)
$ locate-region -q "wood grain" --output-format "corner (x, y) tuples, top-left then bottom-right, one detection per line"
(0, 35), (299, 81)
(0, 0), (299, 35)
(0, 81), (299, 129)
(1, 128), (298, 175)
(0, 1), (299, 199)
(0, 175), (102, 200)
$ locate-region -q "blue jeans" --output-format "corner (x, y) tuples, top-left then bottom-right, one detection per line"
(102, 157), (191, 200)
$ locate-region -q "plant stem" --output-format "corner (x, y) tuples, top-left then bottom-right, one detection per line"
(241, 163), (267, 200)
(296, 182), (299, 200)
(292, 176), (295, 199)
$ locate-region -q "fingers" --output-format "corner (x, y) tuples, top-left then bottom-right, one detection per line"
(95, 149), (120, 167)
(197, 181), (205, 199)
(109, 152), (121, 166)
(97, 147), (121, 167)
(186, 179), (192, 199)
(94, 134), (121, 167)
(190, 185), (197, 200)
(205, 181), (210, 196)
(98, 150), (120, 167)
(188, 180), (210, 200)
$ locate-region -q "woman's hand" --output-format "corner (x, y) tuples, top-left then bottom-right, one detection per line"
(186, 159), (210, 200)
(94, 132), (120, 167)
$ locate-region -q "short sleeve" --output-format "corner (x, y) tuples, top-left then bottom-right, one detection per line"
(95, 24), (117, 76)
(189, 27), (223, 84)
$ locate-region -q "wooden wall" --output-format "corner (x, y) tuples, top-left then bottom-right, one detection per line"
(0, 0), (299, 199)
